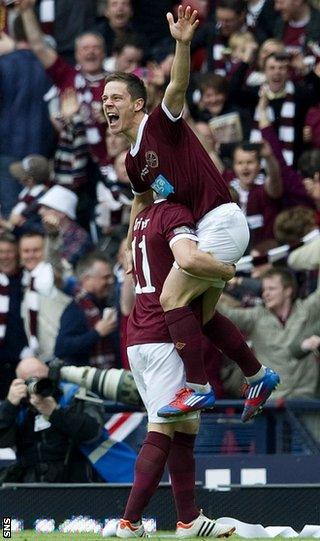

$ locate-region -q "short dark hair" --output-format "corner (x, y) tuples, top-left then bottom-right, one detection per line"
(233, 142), (261, 162)
(104, 72), (147, 111)
(76, 251), (111, 280)
(0, 232), (17, 245)
(198, 73), (229, 96)
(217, 0), (246, 14)
(262, 267), (298, 298)
(75, 31), (105, 51)
(298, 149), (320, 178)
(112, 34), (144, 55)
(263, 52), (290, 69)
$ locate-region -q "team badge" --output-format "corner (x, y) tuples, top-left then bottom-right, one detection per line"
(145, 150), (159, 168)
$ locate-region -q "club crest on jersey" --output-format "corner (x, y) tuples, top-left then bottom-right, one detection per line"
(145, 150), (159, 168)
(151, 174), (174, 198)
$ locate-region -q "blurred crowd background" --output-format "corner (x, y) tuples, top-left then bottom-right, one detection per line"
(1, 0), (320, 402)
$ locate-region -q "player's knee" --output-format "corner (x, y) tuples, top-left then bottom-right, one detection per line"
(148, 422), (175, 438)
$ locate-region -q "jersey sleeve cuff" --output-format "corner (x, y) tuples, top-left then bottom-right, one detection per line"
(169, 233), (198, 248)
(161, 100), (183, 122)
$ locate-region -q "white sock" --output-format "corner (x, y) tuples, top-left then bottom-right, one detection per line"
(246, 366), (266, 384)
(186, 382), (211, 393)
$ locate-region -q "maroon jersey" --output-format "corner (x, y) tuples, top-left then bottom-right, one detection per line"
(126, 200), (197, 346)
(46, 56), (108, 167)
(125, 103), (231, 223)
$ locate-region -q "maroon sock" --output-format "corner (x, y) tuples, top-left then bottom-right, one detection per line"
(203, 312), (261, 377)
(124, 431), (171, 522)
(167, 431), (199, 524)
(165, 307), (207, 385)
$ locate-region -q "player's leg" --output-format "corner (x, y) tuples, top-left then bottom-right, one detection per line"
(117, 343), (198, 538)
(168, 418), (235, 538)
(202, 288), (280, 422)
(160, 267), (215, 387)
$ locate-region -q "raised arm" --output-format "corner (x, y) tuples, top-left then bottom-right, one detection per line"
(164, 5), (199, 117)
(257, 92), (283, 199)
(16, 0), (57, 68)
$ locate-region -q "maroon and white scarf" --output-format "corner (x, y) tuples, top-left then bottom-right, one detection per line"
(250, 81), (295, 165)
(74, 288), (116, 369)
(11, 184), (46, 216)
(22, 262), (54, 357)
(0, 273), (10, 345)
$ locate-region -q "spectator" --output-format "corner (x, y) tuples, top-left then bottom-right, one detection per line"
(274, 0), (320, 54)
(246, 0), (280, 43)
(55, 252), (120, 368)
(19, 231), (56, 357)
(290, 321), (320, 359)
(18, 0), (108, 171)
(0, 233), (28, 399)
(94, 0), (134, 58)
(38, 185), (93, 268)
(189, 72), (252, 159)
(250, 53), (320, 165)
(257, 91), (316, 209)
(34, 0), (98, 65)
(0, 356), (106, 483)
(0, 13), (54, 217)
(229, 139), (282, 245)
(219, 267), (320, 398)
(104, 34), (144, 73)
(0, 155), (48, 236)
(191, 0), (247, 74)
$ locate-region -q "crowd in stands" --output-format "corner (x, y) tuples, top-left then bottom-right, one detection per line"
(0, 0), (320, 406)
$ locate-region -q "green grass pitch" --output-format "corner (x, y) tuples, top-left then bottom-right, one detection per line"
(8, 533), (317, 541)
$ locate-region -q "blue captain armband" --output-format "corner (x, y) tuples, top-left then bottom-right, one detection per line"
(151, 174), (175, 198)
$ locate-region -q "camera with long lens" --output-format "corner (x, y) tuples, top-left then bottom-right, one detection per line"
(48, 360), (142, 407)
(25, 377), (57, 398)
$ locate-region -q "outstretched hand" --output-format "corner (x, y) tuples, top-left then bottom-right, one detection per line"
(166, 5), (199, 44)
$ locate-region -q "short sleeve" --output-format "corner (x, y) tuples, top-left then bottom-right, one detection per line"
(125, 152), (149, 194)
(147, 103), (183, 145)
(160, 204), (197, 246)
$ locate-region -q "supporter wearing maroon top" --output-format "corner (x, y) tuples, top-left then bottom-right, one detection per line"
(18, 1), (108, 167)
(102, 5), (272, 423)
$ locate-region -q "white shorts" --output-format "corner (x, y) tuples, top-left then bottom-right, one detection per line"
(197, 203), (250, 264)
(127, 342), (199, 424)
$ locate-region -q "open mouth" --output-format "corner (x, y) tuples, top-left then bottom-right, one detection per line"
(107, 113), (120, 127)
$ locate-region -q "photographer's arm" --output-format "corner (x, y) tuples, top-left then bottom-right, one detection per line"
(49, 400), (103, 443)
(0, 380), (24, 447)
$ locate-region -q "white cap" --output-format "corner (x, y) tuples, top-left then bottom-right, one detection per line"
(39, 185), (78, 220)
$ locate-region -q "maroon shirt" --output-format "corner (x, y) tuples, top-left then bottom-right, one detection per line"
(126, 200), (197, 346)
(46, 56), (108, 166)
(125, 103), (231, 223)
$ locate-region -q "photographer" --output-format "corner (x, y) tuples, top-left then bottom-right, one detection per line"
(0, 357), (106, 483)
